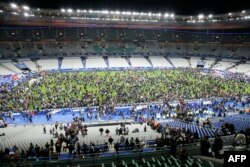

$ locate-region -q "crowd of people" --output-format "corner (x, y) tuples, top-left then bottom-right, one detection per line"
(0, 68), (249, 165)
(0, 115), (250, 164)
(0, 118), (149, 163)
(199, 127), (250, 159)
(147, 120), (200, 147)
(0, 69), (249, 112)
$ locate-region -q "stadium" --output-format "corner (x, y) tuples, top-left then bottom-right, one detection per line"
(0, 0), (250, 166)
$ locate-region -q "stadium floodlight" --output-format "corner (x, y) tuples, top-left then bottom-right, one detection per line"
(24, 12), (29, 17)
(61, 8), (65, 13)
(157, 13), (161, 17)
(22, 5), (30, 11)
(228, 12), (232, 16)
(101, 10), (109, 14)
(148, 12), (152, 16)
(122, 11), (131, 15)
(170, 13), (174, 18)
(127, 11), (131, 15)
(132, 12), (138, 15)
(77, 9), (80, 13)
(198, 14), (204, 19)
(12, 12), (19, 15)
(89, 10), (93, 13)
(164, 13), (169, 17)
(10, 3), (18, 9)
(67, 9), (73, 13)
(208, 14), (213, 18)
(115, 11), (120, 15)
(242, 10), (246, 13)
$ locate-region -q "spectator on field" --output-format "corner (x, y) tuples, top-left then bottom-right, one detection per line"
(50, 139), (54, 148)
(43, 126), (46, 134)
(114, 142), (119, 154)
(108, 136), (113, 148)
(115, 127), (119, 135)
(212, 135), (223, 158)
(76, 142), (81, 156)
(99, 128), (104, 135)
(200, 136), (211, 157)
(234, 131), (246, 146)
(45, 142), (50, 150)
(178, 149), (188, 163)
(125, 138), (130, 150)
(55, 121), (59, 130)
(120, 135), (125, 144)
(170, 138), (177, 156)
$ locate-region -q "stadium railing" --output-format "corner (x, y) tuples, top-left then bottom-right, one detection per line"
(0, 145), (202, 167)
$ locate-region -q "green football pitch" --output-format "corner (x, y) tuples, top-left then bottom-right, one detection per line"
(1, 70), (249, 111)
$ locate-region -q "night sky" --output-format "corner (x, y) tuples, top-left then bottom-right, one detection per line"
(1, 0), (249, 15)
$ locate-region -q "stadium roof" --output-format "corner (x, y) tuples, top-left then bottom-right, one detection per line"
(1, 0), (250, 15)
(0, 1), (250, 29)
